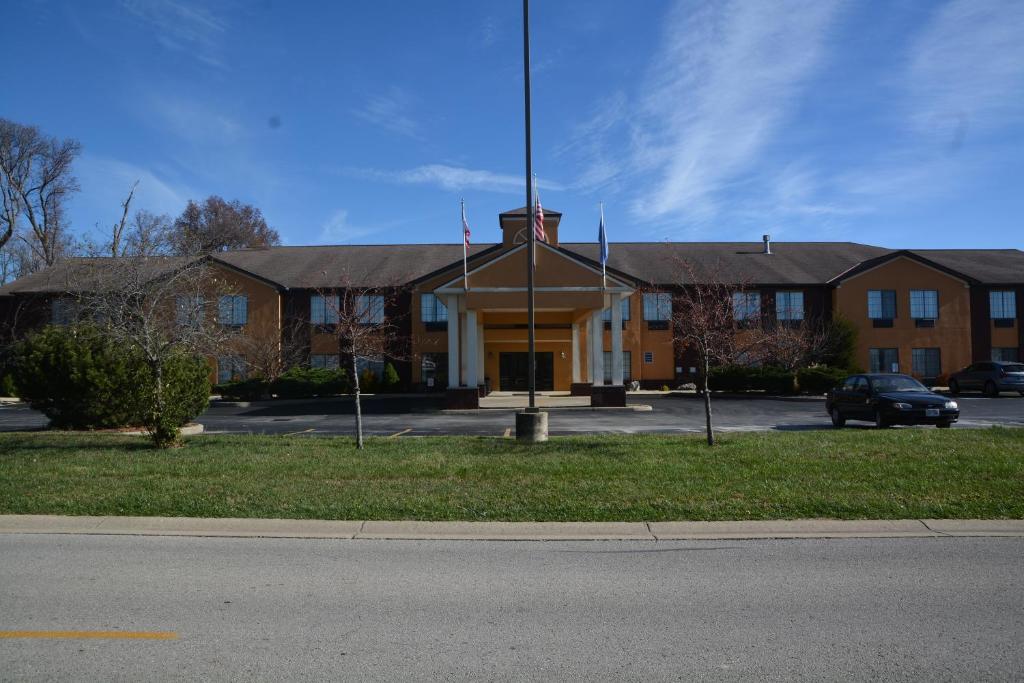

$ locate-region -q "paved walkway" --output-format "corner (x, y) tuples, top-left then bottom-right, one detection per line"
(1, 515), (1021, 540)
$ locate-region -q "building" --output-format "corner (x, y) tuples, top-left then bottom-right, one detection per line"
(1, 206), (1022, 407)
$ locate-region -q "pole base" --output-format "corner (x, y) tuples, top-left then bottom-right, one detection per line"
(516, 410), (548, 443)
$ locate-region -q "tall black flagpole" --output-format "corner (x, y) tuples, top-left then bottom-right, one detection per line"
(523, 0), (537, 411)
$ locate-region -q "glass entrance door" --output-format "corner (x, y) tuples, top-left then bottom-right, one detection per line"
(499, 352), (554, 391)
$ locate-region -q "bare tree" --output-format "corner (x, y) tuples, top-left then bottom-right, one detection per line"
(75, 256), (238, 447)
(170, 196), (280, 255)
(109, 181), (138, 257)
(125, 210), (173, 257)
(0, 119), (81, 266)
(313, 271), (407, 449)
(662, 258), (764, 446)
(754, 316), (832, 372)
(233, 316), (308, 381)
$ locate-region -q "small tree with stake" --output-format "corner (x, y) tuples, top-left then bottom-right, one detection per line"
(313, 270), (406, 449)
(661, 258), (764, 446)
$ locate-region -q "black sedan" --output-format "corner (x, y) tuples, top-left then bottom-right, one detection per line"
(825, 373), (959, 429)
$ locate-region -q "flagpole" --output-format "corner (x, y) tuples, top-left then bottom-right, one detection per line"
(600, 201), (606, 290)
(523, 0), (537, 411)
(461, 198), (468, 292)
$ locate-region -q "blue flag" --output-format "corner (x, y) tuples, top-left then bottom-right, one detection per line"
(598, 204), (609, 268)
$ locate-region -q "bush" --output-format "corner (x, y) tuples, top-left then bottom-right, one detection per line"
(270, 366), (349, 399)
(359, 368), (376, 393)
(708, 365), (796, 394)
(11, 325), (209, 437)
(214, 378), (269, 401)
(381, 362), (401, 392)
(0, 372), (15, 397)
(12, 325), (150, 429)
(796, 366), (848, 394)
(148, 352), (210, 446)
(821, 315), (858, 370)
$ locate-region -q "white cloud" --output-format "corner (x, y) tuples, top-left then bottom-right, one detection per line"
(318, 209), (378, 244)
(627, 0), (843, 221)
(76, 155), (191, 220)
(351, 164), (564, 195)
(119, 0), (229, 69)
(351, 86), (422, 139)
(905, 0), (1024, 142)
(147, 93), (242, 145)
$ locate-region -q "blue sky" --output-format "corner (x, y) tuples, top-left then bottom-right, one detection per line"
(7, 0), (1024, 249)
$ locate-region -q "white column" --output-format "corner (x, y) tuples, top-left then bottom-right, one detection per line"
(446, 295), (460, 388)
(476, 321), (485, 387)
(611, 293), (624, 385)
(590, 309), (604, 386)
(464, 309), (478, 388)
(585, 319), (594, 384)
(571, 322), (581, 384)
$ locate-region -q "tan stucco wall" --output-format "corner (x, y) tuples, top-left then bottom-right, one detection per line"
(833, 257), (972, 379)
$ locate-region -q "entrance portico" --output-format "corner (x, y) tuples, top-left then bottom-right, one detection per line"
(432, 238), (634, 408)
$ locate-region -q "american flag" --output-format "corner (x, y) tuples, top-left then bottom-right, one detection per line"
(462, 202), (471, 247)
(534, 190), (546, 242)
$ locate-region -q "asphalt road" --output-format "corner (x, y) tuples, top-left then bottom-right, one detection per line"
(2, 393), (1022, 436)
(1, 534), (1021, 681)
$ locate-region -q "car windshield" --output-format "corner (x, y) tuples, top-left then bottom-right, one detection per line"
(1003, 364), (1024, 373)
(872, 376), (927, 392)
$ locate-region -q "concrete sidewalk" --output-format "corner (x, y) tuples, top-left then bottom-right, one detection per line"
(1, 515), (1022, 540)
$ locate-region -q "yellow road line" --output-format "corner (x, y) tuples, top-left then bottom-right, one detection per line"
(0, 631), (177, 640)
(503, 427), (512, 438)
(388, 428), (412, 438)
(282, 428), (316, 437)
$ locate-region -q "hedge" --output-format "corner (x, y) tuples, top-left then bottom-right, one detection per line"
(796, 366), (848, 394)
(708, 365), (795, 394)
(269, 367), (349, 399)
(214, 378), (270, 401)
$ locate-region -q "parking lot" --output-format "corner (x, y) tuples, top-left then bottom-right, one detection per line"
(1, 392), (1021, 437)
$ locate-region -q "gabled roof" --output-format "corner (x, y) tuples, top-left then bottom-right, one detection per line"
(828, 248), (1024, 285)
(213, 243), (500, 289)
(562, 242), (890, 285)
(0, 256), (195, 296)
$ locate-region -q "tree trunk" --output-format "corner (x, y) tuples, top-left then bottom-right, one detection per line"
(350, 344), (363, 449)
(702, 356), (714, 446)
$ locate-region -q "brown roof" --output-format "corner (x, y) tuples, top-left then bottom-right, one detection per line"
(4, 243), (1021, 295)
(0, 256), (195, 296)
(561, 242), (891, 285)
(214, 244), (500, 289)
(910, 249), (1024, 284)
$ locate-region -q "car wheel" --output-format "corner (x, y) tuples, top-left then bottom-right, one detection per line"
(830, 407), (845, 428)
(874, 410), (890, 429)
(948, 379), (960, 395)
(936, 421), (951, 429)
(984, 380), (999, 397)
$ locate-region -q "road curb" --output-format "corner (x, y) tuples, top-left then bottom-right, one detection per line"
(1, 515), (1022, 541)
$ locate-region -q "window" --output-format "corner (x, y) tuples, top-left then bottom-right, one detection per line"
(775, 291), (804, 321)
(602, 351), (632, 384)
(420, 293), (448, 325)
(732, 291), (761, 322)
(643, 293), (671, 321)
(867, 290), (896, 326)
(310, 354), (339, 370)
(909, 289), (938, 324)
(50, 298), (76, 326)
(356, 357), (385, 380)
(911, 348), (941, 379)
(310, 294), (339, 326)
(990, 290), (1017, 321)
(643, 351), (654, 364)
(176, 295), (204, 328)
(602, 297), (631, 324)
(869, 348), (899, 373)
(217, 355), (246, 383)
(992, 348), (1020, 363)
(357, 295), (384, 324)
(218, 295), (248, 327)
(420, 353), (448, 389)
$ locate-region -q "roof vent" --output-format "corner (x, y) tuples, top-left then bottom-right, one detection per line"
(762, 234), (772, 255)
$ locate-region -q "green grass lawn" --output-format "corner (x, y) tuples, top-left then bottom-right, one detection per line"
(1, 429), (1023, 521)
